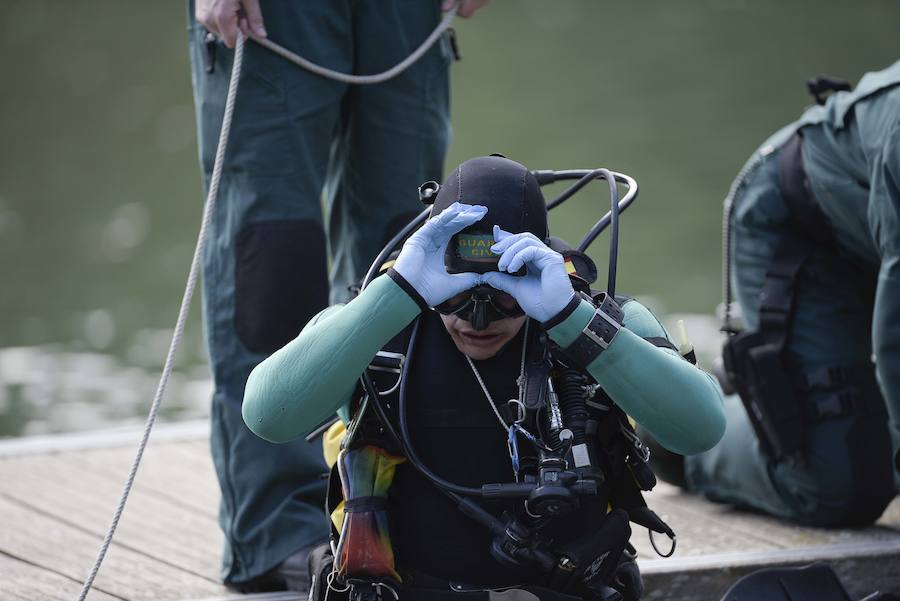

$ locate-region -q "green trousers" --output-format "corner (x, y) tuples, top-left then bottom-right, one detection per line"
(187, 0), (451, 583)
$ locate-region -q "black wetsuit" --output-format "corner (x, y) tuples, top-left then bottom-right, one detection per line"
(384, 312), (614, 587)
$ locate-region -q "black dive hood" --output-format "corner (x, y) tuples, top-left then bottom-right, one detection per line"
(430, 155), (548, 275)
(362, 155), (638, 302)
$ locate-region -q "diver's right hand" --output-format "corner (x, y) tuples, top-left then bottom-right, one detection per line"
(392, 202), (487, 307)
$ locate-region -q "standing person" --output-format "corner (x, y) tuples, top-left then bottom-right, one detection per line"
(187, 0), (489, 592)
(683, 60), (900, 526)
(243, 156), (726, 601)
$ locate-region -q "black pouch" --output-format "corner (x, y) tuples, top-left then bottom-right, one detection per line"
(723, 330), (806, 464)
(548, 509), (631, 596)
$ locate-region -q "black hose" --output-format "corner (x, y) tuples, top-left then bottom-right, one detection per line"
(576, 168), (619, 297)
(557, 369), (589, 446)
(542, 405), (562, 451)
(545, 170), (599, 210)
(396, 319), (484, 496)
(535, 168), (633, 297)
(361, 207), (430, 290)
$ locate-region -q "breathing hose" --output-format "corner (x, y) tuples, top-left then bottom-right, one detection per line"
(555, 369), (589, 447)
(394, 319), (484, 496)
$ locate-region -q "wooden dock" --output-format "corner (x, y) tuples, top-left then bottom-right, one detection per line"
(1, 421), (898, 600)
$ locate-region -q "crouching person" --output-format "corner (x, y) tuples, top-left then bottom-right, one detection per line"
(242, 156), (726, 601)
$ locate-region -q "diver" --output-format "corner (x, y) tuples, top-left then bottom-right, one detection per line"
(663, 60), (900, 527)
(242, 155), (726, 600)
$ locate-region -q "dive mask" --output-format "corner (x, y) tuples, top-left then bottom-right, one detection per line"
(435, 285), (523, 331)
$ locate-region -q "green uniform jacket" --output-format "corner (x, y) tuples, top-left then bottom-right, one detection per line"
(754, 59), (900, 473)
(242, 275), (725, 456)
(801, 62), (900, 472)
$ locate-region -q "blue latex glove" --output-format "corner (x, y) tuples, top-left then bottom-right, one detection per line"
(393, 202), (488, 307)
(482, 226), (575, 323)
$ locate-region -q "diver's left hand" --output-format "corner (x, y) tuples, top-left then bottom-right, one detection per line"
(482, 226), (575, 323)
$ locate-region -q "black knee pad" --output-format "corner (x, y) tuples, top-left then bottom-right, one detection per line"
(234, 219), (329, 354)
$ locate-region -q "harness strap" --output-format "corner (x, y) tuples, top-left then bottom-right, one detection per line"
(344, 496), (389, 513)
(793, 364), (876, 391)
(778, 133), (833, 242)
(761, 133), (881, 426)
(724, 133), (828, 463)
(724, 133), (886, 463)
(802, 365), (887, 421)
(758, 133), (824, 342)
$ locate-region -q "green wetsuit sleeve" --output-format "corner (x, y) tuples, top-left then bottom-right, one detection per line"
(242, 274), (421, 443)
(548, 298), (726, 455)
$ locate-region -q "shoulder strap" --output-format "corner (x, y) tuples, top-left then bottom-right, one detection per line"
(721, 133), (827, 463)
(778, 133), (832, 243)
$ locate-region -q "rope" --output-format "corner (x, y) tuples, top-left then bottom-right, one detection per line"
(77, 5), (460, 596)
(248, 2), (458, 85)
(75, 35), (246, 601)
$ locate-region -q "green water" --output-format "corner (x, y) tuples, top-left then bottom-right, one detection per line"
(0, 0), (896, 436)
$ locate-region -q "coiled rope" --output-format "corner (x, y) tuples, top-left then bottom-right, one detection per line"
(76, 6), (458, 597)
(250, 4), (458, 85)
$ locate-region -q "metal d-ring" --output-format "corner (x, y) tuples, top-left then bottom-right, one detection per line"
(507, 399), (526, 423)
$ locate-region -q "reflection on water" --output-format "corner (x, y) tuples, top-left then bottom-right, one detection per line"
(0, 314), (726, 439)
(1, 0), (895, 437)
(0, 343), (211, 439)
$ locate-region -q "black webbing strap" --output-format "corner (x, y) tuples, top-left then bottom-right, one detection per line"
(724, 133), (831, 463)
(778, 134), (832, 243)
(643, 337), (678, 352)
(344, 496), (389, 513)
(757, 233), (810, 349)
(644, 336), (697, 365)
(795, 363), (888, 421)
(759, 131), (839, 347)
(794, 364), (874, 392)
(758, 133), (827, 347)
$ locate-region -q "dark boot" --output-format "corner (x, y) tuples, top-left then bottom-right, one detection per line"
(228, 544), (316, 594)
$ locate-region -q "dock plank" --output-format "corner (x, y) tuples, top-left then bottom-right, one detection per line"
(0, 453), (223, 579)
(634, 482), (900, 561)
(631, 491), (779, 559)
(0, 496), (227, 600)
(0, 552), (122, 601)
(2, 423), (899, 599)
(62, 442), (221, 519)
(647, 482), (900, 544)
